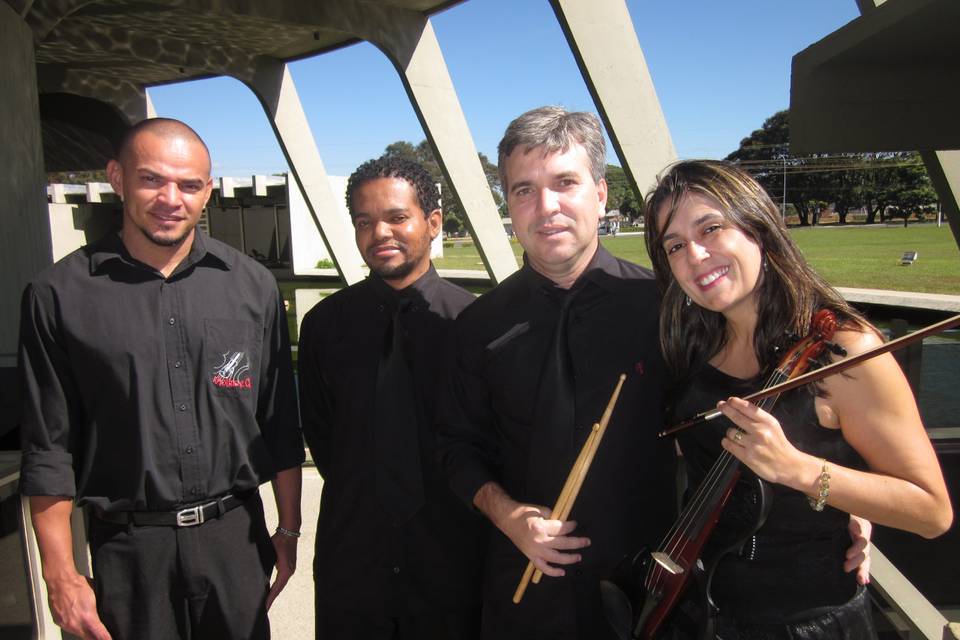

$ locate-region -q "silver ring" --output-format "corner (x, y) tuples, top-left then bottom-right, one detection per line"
(733, 430), (744, 444)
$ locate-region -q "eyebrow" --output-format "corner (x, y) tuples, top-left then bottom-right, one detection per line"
(661, 212), (723, 243)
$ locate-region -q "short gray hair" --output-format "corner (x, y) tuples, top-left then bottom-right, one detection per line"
(497, 106), (606, 193)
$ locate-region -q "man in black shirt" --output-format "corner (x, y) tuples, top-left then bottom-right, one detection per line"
(298, 157), (482, 639)
(19, 118), (304, 640)
(436, 107), (676, 639)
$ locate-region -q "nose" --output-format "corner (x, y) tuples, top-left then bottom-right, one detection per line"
(157, 181), (182, 206)
(686, 239), (709, 262)
(535, 188), (560, 217)
(372, 220), (392, 241)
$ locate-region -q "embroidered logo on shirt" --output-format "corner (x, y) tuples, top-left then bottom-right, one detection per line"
(211, 351), (252, 390)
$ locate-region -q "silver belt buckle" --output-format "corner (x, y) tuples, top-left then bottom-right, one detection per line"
(176, 505), (204, 527)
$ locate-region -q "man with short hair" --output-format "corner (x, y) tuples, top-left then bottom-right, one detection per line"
(437, 106), (676, 639)
(19, 117), (303, 640)
(298, 156), (482, 639)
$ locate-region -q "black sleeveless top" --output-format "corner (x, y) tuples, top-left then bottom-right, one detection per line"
(673, 364), (866, 623)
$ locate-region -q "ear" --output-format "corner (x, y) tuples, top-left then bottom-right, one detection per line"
(201, 177), (214, 208)
(106, 159), (123, 200)
(596, 177), (608, 219)
(427, 208), (442, 241)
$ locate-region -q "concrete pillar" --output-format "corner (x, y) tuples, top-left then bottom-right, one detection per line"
(921, 150), (960, 253)
(369, 16), (518, 283)
(246, 60), (366, 285)
(0, 3), (53, 438)
(550, 0), (677, 195)
(854, 0), (960, 253)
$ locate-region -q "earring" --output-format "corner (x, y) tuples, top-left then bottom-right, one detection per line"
(685, 295), (692, 307)
(763, 257), (769, 272)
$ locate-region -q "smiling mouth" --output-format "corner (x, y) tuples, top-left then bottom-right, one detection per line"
(697, 266), (729, 287)
(371, 244), (403, 257)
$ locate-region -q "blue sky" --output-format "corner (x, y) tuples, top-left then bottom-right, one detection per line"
(147, 0), (859, 178)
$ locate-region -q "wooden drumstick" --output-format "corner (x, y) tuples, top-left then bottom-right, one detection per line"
(513, 374), (627, 602)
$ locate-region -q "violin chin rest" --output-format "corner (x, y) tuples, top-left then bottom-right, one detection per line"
(600, 579), (634, 640)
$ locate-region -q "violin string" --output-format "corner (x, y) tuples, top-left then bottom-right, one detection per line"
(646, 365), (788, 591)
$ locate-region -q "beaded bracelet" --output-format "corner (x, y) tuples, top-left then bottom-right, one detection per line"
(275, 526), (302, 538)
(808, 458), (831, 512)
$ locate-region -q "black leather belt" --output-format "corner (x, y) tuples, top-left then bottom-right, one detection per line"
(94, 493), (249, 528)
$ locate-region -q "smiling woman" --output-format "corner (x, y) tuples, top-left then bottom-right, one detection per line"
(636, 159), (952, 639)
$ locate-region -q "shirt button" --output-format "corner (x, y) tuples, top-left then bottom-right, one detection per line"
(190, 487), (198, 495)
(185, 446), (194, 454)
(168, 317), (176, 325)
(179, 404), (187, 411)
(393, 566), (400, 574)
(174, 361), (182, 368)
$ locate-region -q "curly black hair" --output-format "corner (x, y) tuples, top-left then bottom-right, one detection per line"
(345, 156), (440, 218)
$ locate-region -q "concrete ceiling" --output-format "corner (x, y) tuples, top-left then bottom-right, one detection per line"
(6, 0), (462, 172)
(790, 0), (960, 154)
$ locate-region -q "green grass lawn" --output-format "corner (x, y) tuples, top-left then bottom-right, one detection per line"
(434, 224), (960, 295)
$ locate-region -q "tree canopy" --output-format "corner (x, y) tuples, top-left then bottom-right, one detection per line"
(725, 110), (937, 225)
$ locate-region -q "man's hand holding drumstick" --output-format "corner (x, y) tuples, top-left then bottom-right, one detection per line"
(473, 481), (591, 577)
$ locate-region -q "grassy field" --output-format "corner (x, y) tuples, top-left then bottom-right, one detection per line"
(434, 223), (960, 295)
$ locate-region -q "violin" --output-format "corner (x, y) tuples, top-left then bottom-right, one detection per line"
(602, 309), (842, 640)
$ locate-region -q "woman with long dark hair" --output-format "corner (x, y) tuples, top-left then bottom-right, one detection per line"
(643, 160), (952, 638)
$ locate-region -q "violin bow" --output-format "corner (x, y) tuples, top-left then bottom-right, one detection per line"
(513, 373), (627, 604)
(660, 313), (960, 438)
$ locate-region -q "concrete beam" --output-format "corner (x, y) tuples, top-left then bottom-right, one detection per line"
(366, 12), (517, 282)
(550, 0), (676, 196)
(246, 59), (365, 284)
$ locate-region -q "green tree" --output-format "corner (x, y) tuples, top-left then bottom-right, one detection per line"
(605, 164), (643, 220)
(381, 140), (500, 236)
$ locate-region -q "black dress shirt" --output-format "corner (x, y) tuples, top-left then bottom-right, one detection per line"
(298, 266), (484, 616)
(19, 231), (304, 512)
(437, 246), (677, 638)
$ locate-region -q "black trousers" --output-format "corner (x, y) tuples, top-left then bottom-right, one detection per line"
(315, 600), (480, 640)
(88, 494), (276, 640)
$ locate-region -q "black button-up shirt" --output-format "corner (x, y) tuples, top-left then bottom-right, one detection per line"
(437, 246), (677, 636)
(298, 266), (484, 616)
(19, 231), (304, 512)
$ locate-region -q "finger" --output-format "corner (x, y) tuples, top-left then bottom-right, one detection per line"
(83, 617), (113, 640)
(845, 537), (868, 557)
(857, 559), (871, 585)
(843, 551), (865, 573)
(532, 556), (566, 577)
(548, 535), (591, 551)
(540, 548), (583, 566)
(726, 427), (746, 446)
(265, 579), (284, 611)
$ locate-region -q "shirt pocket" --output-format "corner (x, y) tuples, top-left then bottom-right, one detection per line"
(203, 319), (260, 399)
(481, 323), (548, 427)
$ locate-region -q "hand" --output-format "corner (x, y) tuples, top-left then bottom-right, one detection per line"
(845, 515), (872, 585)
(46, 573), (112, 640)
(265, 531), (298, 610)
(718, 397), (805, 487)
(499, 502), (591, 578)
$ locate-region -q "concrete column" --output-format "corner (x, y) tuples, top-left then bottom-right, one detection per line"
(246, 59), (365, 285)
(921, 150), (960, 253)
(0, 3), (52, 435)
(370, 16), (518, 283)
(854, 0), (960, 253)
(550, 0), (677, 195)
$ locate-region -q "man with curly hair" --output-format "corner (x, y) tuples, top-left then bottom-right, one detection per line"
(298, 156), (482, 639)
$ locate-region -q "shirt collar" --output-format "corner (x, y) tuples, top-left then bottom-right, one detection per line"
(368, 263), (440, 310)
(521, 243), (621, 297)
(89, 230), (232, 276)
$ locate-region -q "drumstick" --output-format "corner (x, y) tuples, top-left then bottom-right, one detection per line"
(513, 425), (598, 602)
(513, 374), (627, 602)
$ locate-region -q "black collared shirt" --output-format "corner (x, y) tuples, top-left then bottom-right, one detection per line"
(19, 231), (304, 512)
(298, 266), (483, 616)
(436, 245), (677, 635)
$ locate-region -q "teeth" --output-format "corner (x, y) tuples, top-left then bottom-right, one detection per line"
(697, 267), (728, 287)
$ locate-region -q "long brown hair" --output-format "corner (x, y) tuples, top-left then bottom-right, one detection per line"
(643, 160), (866, 379)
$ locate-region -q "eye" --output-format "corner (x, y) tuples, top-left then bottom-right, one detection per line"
(353, 218), (369, 230)
(141, 174), (161, 185)
(180, 182), (203, 194)
(665, 241), (684, 256)
(703, 223), (722, 235)
(391, 215), (409, 224)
